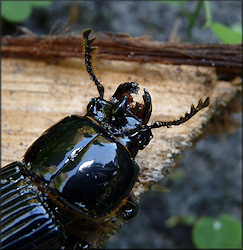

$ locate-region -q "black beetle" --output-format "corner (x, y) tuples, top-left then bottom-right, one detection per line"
(1, 29), (210, 249)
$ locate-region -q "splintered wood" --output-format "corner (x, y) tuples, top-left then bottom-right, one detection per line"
(1, 33), (242, 247)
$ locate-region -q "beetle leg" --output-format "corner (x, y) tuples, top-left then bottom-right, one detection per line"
(83, 29), (104, 99)
(120, 192), (138, 220)
(149, 97), (210, 129)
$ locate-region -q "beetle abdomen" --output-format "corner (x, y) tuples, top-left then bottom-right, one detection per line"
(1, 162), (65, 249)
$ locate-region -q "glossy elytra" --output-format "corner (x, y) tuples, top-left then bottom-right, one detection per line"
(1, 29), (210, 249)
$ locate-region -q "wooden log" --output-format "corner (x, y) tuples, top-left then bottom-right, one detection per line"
(2, 31), (242, 76)
(1, 32), (242, 247)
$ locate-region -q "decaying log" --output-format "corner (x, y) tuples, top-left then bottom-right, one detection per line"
(2, 31), (242, 76)
(1, 32), (242, 247)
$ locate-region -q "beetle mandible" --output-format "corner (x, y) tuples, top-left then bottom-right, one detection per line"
(1, 29), (210, 249)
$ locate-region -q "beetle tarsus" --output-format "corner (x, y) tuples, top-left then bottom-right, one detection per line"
(83, 28), (104, 99)
(149, 97), (210, 129)
(120, 192), (138, 220)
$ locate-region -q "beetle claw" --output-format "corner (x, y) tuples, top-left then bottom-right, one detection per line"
(82, 29), (92, 40)
(141, 88), (152, 124)
(111, 81), (140, 103)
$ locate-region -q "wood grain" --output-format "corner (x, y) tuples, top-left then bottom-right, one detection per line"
(2, 32), (242, 75)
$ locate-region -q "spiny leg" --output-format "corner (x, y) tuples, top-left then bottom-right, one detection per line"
(83, 29), (104, 99)
(149, 97), (210, 129)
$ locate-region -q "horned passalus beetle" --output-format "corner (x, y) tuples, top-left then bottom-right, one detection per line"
(1, 29), (210, 249)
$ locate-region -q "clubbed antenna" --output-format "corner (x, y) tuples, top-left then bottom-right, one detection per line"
(149, 97), (210, 129)
(83, 29), (104, 99)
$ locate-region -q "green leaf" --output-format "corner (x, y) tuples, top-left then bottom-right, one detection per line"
(192, 214), (242, 249)
(231, 22), (242, 34)
(210, 22), (242, 44)
(1, 1), (52, 23)
(2, 1), (32, 23)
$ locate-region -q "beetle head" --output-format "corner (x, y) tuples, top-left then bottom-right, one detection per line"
(86, 82), (153, 157)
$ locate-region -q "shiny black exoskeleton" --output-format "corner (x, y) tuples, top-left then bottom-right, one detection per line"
(1, 29), (210, 249)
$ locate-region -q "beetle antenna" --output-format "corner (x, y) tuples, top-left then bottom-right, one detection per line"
(149, 97), (210, 129)
(83, 29), (104, 99)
